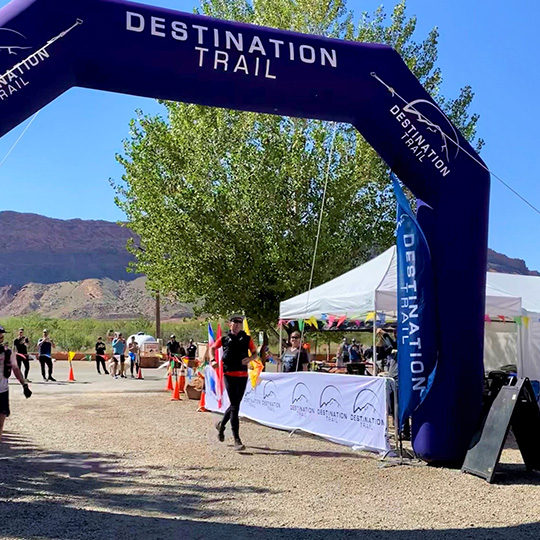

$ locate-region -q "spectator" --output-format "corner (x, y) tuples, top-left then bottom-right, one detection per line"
(349, 338), (362, 362)
(37, 329), (56, 382)
(187, 339), (197, 361)
(128, 336), (140, 378)
(167, 335), (181, 358)
(95, 336), (109, 375)
(0, 325), (31, 440)
(112, 332), (126, 378)
(336, 337), (350, 368)
(280, 332), (310, 372)
(13, 328), (31, 382)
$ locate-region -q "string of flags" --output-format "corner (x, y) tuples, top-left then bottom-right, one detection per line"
(277, 312), (391, 330)
(485, 315), (531, 327)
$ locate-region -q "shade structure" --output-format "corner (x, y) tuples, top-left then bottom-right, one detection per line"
(280, 247), (522, 321)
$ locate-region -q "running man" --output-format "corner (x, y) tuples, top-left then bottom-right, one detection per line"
(210, 315), (258, 451)
(37, 329), (56, 382)
(13, 328), (31, 382)
(95, 336), (109, 375)
(112, 333), (126, 378)
(1, 325), (32, 440)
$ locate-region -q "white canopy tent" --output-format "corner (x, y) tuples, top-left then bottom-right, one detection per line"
(279, 247), (540, 380)
(280, 247), (522, 320)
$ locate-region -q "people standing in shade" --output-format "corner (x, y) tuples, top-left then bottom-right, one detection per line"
(210, 315), (258, 451)
(37, 329), (56, 382)
(336, 337), (350, 368)
(186, 339), (197, 362)
(95, 336), (109, 375)
(280, 332), (310, 372)
(349, 338), (362, 362)
(128, 336), (140, 378)
(13, 328), (31, 382)
(0, 325), (32, 440)
(112, 333), (127, 378)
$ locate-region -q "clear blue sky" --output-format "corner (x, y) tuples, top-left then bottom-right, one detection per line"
(0, 0), (539, 269)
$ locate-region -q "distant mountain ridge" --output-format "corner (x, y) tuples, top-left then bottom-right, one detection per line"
(0, 212), (537, 320)
(0, 211), (139, 286)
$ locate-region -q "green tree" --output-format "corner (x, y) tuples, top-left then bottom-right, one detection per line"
(114, 0), (483, 331)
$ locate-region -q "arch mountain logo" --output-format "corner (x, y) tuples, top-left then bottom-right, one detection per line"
(351, 388), (385, 429)
(319, 385), (343, 409)
(0, 28), (32, 56)
(291, 382), (312, 406)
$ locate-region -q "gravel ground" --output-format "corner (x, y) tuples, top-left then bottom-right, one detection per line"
(1, 363), (539, 540)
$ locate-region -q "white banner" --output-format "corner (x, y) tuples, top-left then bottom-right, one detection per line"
(204, 368), (390, 452)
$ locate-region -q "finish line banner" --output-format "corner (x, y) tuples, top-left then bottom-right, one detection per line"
(205, 369), (389, 452)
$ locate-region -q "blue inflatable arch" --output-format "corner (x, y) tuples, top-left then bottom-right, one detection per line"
(0, 0), (490, 463)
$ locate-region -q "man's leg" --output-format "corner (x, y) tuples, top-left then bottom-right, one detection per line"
(0, 391), (9, 441)
(0, 413), (5, 441)
(39, 357), (47, 381)
(96, 356), (101, 374)
(46, 357), (55, 381)
(228, 377), (248, 442)
(23, 356), (30, 380)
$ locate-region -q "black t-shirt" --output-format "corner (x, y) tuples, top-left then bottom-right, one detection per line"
(179, 346), (186, 357)
(13, 337), (29, 355)
(167, 340), (181, 355)
(187, 344), (197, 359)
(95, 341), (106, 356)
(281, 348), (310, 373)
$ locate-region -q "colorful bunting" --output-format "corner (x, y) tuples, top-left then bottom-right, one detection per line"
(514, 316), (523, 326)
(298, 319), (305, 332)
(327, 315), (336, 328)
(365, 312), (375, 322)
(336, 315), (347, 327)
(524, 316), (530, 328)
(484, 315), (492, 323)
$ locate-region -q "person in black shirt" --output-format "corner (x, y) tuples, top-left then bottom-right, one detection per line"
(167, 335), (181, 357)
(186, 339), (197, 361)
(37, 329), (56, 382)
(95, 337), (109, 375)
(13, 328), (31, 381)
(210, 315), (258, 451)
(280, 332), (310, 372)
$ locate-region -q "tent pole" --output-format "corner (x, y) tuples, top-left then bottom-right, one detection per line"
(373, 310), (378, 376)
(279, 324), (283, 373)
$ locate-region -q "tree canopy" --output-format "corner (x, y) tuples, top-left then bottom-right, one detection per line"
(114, 0), (483, 330)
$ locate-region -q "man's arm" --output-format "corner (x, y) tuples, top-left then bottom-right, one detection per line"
(11, 358), (25, 386)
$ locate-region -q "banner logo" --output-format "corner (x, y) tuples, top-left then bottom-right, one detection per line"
(291, 382), (312, 405)
(350, 388), (385, 429)
(0, 28), (32, 55)
(319, 385), (343, 409)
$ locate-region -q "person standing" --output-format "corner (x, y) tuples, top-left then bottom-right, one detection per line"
(37, 329), (56, 382)
(128, 336), (140, 378)
(280, 332), (310, 372)
(95, 336), (109, 375)
(112, 333), (127, 378)
(186, 339), (197, 362)
(336, 337), (350, 368)
(0, 325), (32, 440)
(349, 338), (362, 362)
(210, 315), (258, 451)
(167, 335), (181, 358)
(13, 328), (31, 382)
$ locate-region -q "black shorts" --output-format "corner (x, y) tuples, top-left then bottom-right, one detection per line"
(0, 391), (10, 417)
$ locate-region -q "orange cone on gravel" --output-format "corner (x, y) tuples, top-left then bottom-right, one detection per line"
(136, 367), (144, 380)
(171, 375), (181, 401)
(68, 363), (75, 382)
(197, 390), (207, 412)
(165, 372), (173, 391)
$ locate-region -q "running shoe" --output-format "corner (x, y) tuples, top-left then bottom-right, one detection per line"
(233, 439), (246, 452)
(216, 420), (225, 442)
(48, 376), (56, 382)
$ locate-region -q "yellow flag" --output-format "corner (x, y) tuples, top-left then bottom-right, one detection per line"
(309, 316), (318, 327)
(524, 316), (530, 328)
(68, 351), (76, 362)
(365, 312), (375, 322)
(243, 317), (252, 357)
(249, 360), (264, 389)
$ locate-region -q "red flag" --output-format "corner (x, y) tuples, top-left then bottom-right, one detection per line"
(336, 315), (347, 327)
(215, 323), (224, 408)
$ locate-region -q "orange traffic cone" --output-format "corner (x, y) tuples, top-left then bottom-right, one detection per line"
(179, 374), (186, 394)
(136, 367), (144, 380)
(197, 390), (207, 412)
(171, 375), (181, 401)
(165, 372), (173, 391)
(68, 363), (75, 382)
